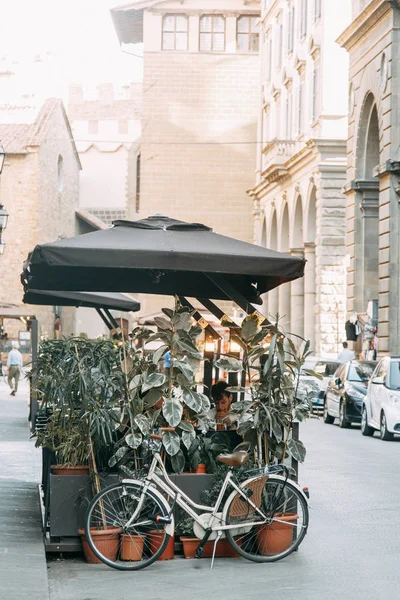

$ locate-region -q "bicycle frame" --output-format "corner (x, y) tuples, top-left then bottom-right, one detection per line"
(125, 452), (269, 533)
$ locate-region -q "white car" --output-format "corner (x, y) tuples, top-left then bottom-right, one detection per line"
(297, 358), (340, 412)
(361, 356), (400, 440)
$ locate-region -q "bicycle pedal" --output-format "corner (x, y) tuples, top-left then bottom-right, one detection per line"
(195, 547), (204, 559)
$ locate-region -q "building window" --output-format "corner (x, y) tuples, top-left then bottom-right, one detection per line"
(199, 15), (225, 52)
(275, 97), (281, 138)
(237, 15), (259, 52)
(314, 0), (321, 21)
(135, 154), (141, 213)
(299, 0), (307, 38)
(162, 14), (188, 51)
(297, 80), (304, 134)
(288, 4), (295, 54)
(88, 120), (98, 134)
(57, 155), (64, 193)
(276, 14), (283, 69)
(311, 66), (319, 121)
(286, 89), (293, 139)
(265, 29), (272, 81)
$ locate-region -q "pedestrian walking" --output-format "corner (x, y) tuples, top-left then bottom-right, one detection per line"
(337, 341), (355, 363)
(7, 341), (23, 396)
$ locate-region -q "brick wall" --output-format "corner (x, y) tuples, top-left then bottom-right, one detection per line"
(139, 52), (259, 242)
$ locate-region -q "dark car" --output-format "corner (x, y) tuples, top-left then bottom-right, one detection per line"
(323, 360), (376, 428)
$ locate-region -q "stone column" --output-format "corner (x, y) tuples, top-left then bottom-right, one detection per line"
(268, 286), (279, 321)
(278, 283), (291, 331)
(358, 181), (379, 307)
(290, 248), (304, 338)
(303, 243), (316, 348)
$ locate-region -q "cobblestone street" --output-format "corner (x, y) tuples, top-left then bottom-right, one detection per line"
(47, 417), (400, 600)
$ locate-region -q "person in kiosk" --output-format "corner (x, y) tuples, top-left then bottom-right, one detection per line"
(209, 380), (236, 431)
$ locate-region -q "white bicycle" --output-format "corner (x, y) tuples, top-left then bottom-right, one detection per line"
(84, 429), (309, 570)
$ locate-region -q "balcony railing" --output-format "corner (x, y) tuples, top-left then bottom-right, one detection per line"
(261, 139), (304, 179)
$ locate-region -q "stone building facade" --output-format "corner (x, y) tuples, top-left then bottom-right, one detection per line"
(337, 0), (400, 356)
(249, 0), (351, 354)
(67, 82), (142, 224)
(110, 0), (261, 319)
(0, 99), (80, 339)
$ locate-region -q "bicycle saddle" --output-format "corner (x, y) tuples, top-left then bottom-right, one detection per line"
(216, 450), (250, 467)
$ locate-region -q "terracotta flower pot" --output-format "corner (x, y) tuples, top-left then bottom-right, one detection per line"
(148, 531), (175, 560)
(78, 527), (122, 564)
(120, 534), (144, 561)
(51, 465), (89, 476)
(195, 463), (207, 474)
(256, 513), (298, 556)
(181, 537), (241, 559)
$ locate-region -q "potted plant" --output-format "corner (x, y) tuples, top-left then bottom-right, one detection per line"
(214, 314), (319, 468)
(32, 337), (129, 561)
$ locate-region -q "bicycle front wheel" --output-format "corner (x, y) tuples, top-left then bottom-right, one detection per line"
(224, 476), (309, 562)
(84, 482), (171, 570)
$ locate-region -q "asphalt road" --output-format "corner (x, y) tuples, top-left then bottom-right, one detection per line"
(48, 417), (400, 600)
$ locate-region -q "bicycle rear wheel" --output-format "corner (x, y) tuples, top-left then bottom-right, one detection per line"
(224, 476), (309, 562)
(84, 482), (171, 570)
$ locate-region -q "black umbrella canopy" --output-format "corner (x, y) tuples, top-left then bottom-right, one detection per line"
(23, 290), (140, 312)
(22, 215), (305, 305)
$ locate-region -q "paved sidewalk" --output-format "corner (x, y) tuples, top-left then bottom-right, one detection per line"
(0, 376), (50, 600)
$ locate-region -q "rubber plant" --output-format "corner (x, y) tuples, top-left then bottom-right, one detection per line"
(109, 302), (213, 474)
(214, 314), (320, 467)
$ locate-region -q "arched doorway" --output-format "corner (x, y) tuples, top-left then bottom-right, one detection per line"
(304, 186), (317, 349)
(291, 196), (304, 338)
(355, 93), (380, 311)
(267, 210), (279, 318)
(279, 204), (291, 330)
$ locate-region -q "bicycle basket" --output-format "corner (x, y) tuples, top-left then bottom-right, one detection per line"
(229, 475), (269, 518)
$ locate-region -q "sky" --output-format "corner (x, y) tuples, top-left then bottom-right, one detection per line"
(0, 0), (143, 104)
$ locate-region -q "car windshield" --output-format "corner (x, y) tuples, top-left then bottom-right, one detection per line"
(314, 361), (340, 377)
(388, 362), (400, 390)
(348, 363), (375, 383)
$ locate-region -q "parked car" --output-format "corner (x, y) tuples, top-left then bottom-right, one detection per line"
(324, 361), (376, 427)
(297, 358), (340, 412)
(361, 356), (400, 440)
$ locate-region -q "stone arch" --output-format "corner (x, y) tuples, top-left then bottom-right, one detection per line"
(260, 215), (267, 246)
(279, 203), (290, 252)
(354, 91), (380, 311)
(278, 203), (291, 329)
(356, 92), (381, 178)
(291, 194), (304, 249)
(305, 184), (317, 244)
(268, 209), (278, 250)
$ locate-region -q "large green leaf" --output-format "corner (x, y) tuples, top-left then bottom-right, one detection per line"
(287, 438), (306, 463)
(241, 316), (260, 341)
(134, 414), (151, 434)
(172, 312), (192, 332)
(176, 338), (202, 359)
(182, 429), (196, 449)
(177, 420), (195, 433)
(162, 398), (183, 427)
(142, 372), (166, 393)
(174, 359), (194, 381)
(162, 431), (181, 456)
(125, 432), (142, 449)
(154, 317), (172, 331)
(214, 357), (243, 373)
(108, 446), (129, 467)
(144, 388), (163, 408)
(182, 388), (203, 412)
(152, 344), (169, 365)
(171, 449), (185, 473)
